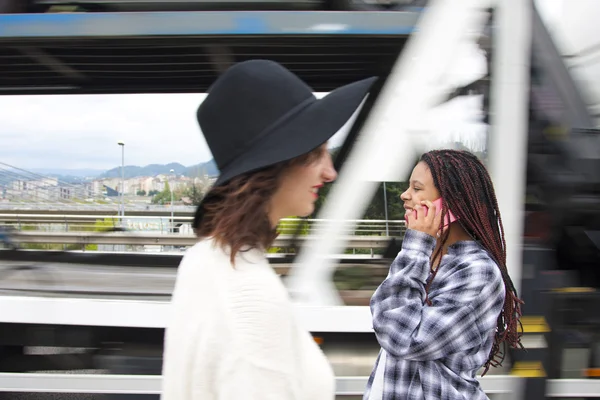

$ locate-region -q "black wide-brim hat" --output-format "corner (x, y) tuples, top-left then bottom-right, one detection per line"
(193, 60), (376, 227)
(198, 60), (377, 188)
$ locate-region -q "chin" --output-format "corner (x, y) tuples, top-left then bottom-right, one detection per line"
(295, 205), (315, 218)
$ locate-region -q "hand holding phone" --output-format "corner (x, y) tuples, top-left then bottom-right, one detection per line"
(405, 198), (459, 238)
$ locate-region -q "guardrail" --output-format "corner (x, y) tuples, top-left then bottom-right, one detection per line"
(11, 231), (394, 249)
(1, 215), (407, 237)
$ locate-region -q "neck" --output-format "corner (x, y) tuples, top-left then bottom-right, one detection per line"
(445, 222), (472, 247)
(432, 222), (473, 267)
(268, 207), (284, 229)
(269, 216), (279, 229)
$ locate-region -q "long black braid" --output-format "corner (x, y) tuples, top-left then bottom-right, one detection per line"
(420, 149), (524, 374)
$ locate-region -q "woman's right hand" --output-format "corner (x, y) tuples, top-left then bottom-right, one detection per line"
(405, 200), (443, 238)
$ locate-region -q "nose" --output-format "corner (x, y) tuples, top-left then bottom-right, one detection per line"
(400, 187), (410, 202)
(322, 154), (337, 183)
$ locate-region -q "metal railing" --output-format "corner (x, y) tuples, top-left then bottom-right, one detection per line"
(1, 214), (407, 237)
(10, 231), (394, 249)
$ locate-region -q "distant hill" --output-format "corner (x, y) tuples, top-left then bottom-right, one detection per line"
(30, 168), (105, 178)
(2, 161), (219, 185)
(98, 160), (218, 179)
(99, 162), (187, 179)
(184, 160), (219, 178)
(25, 145), (342, 182)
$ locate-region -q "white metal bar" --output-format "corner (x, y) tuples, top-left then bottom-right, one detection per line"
(0, 373), (161, 394)
(0, 296), (374, 331)
(487, 0), (533, 294)
(287, 0), (494, 305)
(0, 251), (381, 260)
(547, 379), (600, 397)
(480, 375), (524, 394)
(0, 373), (597, 397)
(334, 376), (371, 396)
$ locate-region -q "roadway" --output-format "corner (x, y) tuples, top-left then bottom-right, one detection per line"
(0, 258), (583, 398)
(0, 260), (382, 400)
(0, 259), (386, 304)
(0, 261), (176, 299)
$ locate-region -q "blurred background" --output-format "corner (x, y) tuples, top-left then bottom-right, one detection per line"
(0, 0), (599, 398)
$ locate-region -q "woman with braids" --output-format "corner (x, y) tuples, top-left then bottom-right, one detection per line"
(161, 59), (376, 400)
(363, 149), (523, 400)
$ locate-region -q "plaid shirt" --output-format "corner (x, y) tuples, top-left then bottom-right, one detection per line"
(364, 229), (505, 400)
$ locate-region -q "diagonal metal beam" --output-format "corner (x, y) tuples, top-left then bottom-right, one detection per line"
(287, 0), (495, 305)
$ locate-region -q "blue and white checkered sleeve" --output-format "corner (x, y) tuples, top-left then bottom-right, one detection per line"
(370, 229), (504, 362)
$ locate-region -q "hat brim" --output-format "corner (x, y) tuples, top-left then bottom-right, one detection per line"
(211, 76), (377, 187)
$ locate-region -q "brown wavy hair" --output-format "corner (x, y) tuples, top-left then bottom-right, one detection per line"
(193, 145), (326, 264)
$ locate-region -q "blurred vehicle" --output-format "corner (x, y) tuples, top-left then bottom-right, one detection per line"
(0, 226), (17, 250)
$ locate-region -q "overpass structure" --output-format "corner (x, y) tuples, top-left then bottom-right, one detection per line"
(0, 9), (417, 95)
(1, 0), (600, 399)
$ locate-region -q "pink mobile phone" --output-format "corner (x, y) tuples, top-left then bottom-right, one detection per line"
(432, 198), (459, 227)
(405, 198), (459, 227)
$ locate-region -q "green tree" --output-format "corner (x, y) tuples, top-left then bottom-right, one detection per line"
(152, 181), (172, 205)
(363, 182), (408, 220)
(314, 181), (408, 221)
(312, 147), (408, 221)
(136, 190), (147, 196)
(183, 184), (204, 206)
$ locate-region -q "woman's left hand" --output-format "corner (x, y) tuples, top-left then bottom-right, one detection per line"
(405, 200), (443, 239)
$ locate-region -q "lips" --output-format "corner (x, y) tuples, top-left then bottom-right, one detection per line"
(404, 206), (413, 220)
(312, 184), (323, 198)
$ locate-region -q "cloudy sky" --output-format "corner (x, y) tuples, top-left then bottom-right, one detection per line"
(0, 0), (561, 173)
(0, 57), (486, 172)
(1, 92), (210, 171)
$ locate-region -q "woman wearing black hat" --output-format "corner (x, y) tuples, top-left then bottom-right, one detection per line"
(161, 60), (376, 400)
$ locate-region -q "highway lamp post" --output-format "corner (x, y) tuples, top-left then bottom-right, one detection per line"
(383, 182), (389, 236)
(117, 141), (125, 227)
(169, 168), (175, 234)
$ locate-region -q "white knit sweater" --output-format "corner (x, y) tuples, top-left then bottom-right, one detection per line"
(161, 238), (335, 400)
